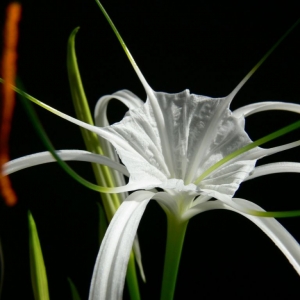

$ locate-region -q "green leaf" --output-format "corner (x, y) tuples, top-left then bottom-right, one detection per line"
(229, 18), (300, 100)
(67, 278), (82, 300)
(28, 211), (50, 300)
(10, 79), (113, 194)
(66, 27), (103, 155)
(67, 27), (119, 218)
(67, 26), (142, 300)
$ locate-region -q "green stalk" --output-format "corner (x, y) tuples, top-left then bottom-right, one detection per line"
(160, 215), (188, 300)
(126, 252), (141, 300)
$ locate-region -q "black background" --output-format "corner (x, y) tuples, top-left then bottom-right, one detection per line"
(0, 0), (300, 299)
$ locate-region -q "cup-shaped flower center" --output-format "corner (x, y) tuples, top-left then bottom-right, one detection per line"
(101, 89), (256, 200)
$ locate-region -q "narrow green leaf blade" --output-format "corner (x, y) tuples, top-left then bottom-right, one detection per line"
(67, 27), (142, 299)
(67, 27), (104, 155)
(28, 211), (50, 300)
(67, 278), (82, 300)
(67, 27), (119, 217)
(11, 79), (113, 194)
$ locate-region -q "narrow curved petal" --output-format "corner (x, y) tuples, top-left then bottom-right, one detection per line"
(182, 199), (300, 275)
(232, 199), (300, 275)
(199, 159), (256, 201)
(94, 90), (144, 128)
(22, 95), (165, 193)
(94, 89), (143, 161)
(233, 101), (300, 119)
(94, 90), (146, 278)
(88, 191), (155, 300)
(244, 162), (300, 181)
(3, 148), (142, 193)
(2, 150), (129, 176)
(94, 89), (144, 161)
(15, 91), (137, 155)
(241, 141), (300, 161)
(132, 235), (146, 282)
(94, 90), (144, 201)
(197, 138), (300, 200)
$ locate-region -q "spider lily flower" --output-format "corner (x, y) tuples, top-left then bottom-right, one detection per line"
(4, 68), (300, 300)
(2, 3), (300, 300)
(87, 84), (300, 299)
(3, 47), (300, 300)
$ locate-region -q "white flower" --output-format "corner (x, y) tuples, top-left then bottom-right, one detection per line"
(4, 74), (300, 299)
(87, 85), (300, 300)
(2, 4), (300, 299)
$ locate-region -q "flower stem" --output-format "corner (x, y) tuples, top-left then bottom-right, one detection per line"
(160, 215), (188, 300)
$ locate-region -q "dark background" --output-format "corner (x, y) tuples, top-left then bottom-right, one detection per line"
(0, 0), (300, 299)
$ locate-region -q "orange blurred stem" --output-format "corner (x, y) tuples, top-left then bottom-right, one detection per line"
(0, 2), (22, 206)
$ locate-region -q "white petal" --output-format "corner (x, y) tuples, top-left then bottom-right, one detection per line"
(182, 199), (300, 275)
(244, 162), (300, 181)
(191, 139), (300, 202)
(199, 159), (256, 201)
(233, 101), (300, 119)
(88, 191), (155, 300)
(233, 199), (300, 275)
(94, 90), (144, 128)
(132, 235), (146, 282)
(94, 90), (144, 201)
(21, 95), (140, 156)
(209, 140), (300, 191)
(94, 90), (147, 278)
(2, 150), (129, 177)
(240, 141), (300, 161)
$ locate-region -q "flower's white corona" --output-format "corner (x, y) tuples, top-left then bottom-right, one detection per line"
(100, 89), (256, 200)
